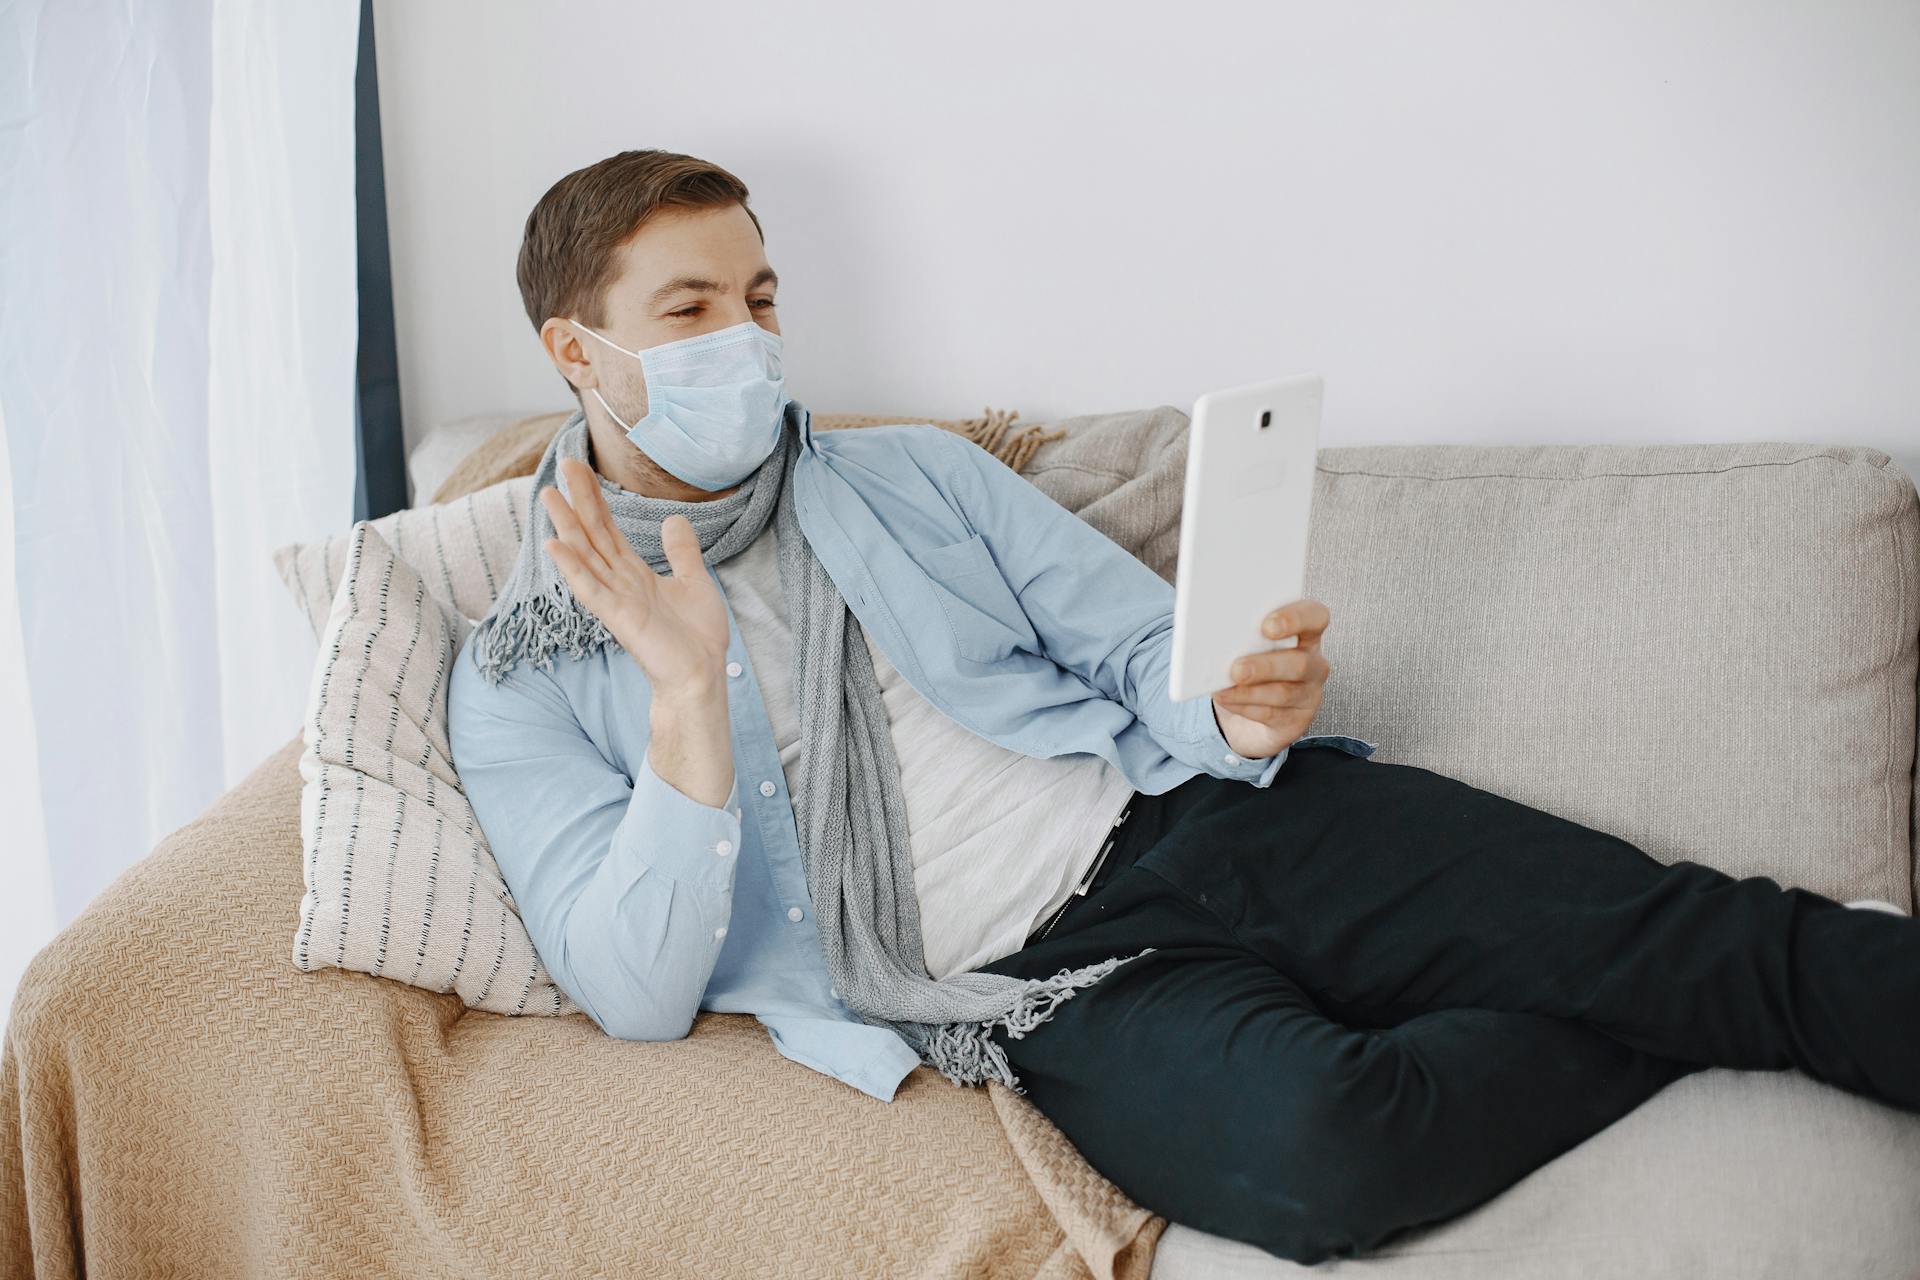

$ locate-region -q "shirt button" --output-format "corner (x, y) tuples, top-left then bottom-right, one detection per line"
(726, 660), (743, 678)
(787, 906), (804, 922)
(1223, 751), (1242, 765)
(829, 986), (840, 1000)
(759, 780), (776, 797)
(713, 926), (727, 940)
(714, 839), (733, 857)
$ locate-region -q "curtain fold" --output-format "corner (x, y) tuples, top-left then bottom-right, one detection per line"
(0, 0), (362, 1017)
(354, 0), (410, 523)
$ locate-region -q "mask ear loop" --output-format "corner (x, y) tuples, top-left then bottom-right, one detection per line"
(569, 321), (646, 432)
(570, 319), (647, 360)
(589, 386), (639, 434)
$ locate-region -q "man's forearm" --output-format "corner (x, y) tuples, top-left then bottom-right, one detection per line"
(648, 678), (734, 810)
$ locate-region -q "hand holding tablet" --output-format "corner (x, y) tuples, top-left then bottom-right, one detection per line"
(1168, 373), (1332, 758)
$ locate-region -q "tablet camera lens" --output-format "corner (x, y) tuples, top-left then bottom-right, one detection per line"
(1259, 409), (1272, 428)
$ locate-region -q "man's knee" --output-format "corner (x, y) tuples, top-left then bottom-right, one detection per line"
(1226, 1143), (1413, 1264)
(1217, 1040), (1429, 1262)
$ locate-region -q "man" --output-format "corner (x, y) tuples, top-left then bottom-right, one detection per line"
(447, 148), (1919, 1266)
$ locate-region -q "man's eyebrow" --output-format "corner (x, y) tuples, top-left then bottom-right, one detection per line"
(647, 267), (780, 306)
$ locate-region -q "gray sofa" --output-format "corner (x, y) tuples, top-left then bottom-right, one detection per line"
(1151, 439), (1920, 1277)
(412, 418), (1920, 1275)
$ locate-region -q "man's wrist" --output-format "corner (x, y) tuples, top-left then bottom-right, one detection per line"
(1210, 695), (1282, 762)
(647, 678), (733, 810)
(652, 683), (726, 717)
(640, 658), (728, 716)
(1208, 696), (1241, 751)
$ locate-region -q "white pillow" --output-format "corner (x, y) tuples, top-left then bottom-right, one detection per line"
(273, 474), (533, 637)
(292, 521), (583, 1018)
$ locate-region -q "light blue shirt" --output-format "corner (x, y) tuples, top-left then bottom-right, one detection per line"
(447, 399), (1377, 1103)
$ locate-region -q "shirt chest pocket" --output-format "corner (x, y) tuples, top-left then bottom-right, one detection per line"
(917, 533), (1038, 664)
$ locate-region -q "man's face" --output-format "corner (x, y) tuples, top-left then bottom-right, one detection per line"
(543, 202), (780, 431)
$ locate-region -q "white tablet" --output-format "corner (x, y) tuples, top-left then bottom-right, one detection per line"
(1168, 373), (1325, 703)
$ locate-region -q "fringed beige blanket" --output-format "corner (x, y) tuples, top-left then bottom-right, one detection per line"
(2, 401), (1207, 1279)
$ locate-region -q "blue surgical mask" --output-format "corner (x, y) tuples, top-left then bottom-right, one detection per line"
(570, 317), (790, 491)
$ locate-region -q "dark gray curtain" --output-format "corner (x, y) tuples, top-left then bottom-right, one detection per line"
(352, 0), (407, 522)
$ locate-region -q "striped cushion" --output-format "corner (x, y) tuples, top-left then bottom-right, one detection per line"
(273, 475), (533, 637)
(293, 521), (582, 1017)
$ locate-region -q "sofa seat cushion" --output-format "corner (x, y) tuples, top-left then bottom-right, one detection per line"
(1152, 1065), (1920, 1278)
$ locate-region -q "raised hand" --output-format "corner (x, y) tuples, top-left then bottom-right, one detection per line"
(539, 456), (731, 704)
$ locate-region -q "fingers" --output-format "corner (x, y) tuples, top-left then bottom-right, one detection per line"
(1229, 646), (1330, 687)
(659, 514), (706, 582)
(1212, 697), (1305, 726)
(1262, 598), (1331, 642)
(1215, 680), (1319, 713)
(547, 456), (643, 577)
(545, 535), (612, 611)
(563, 456), (641, 570)
(541, 463), (618, 582)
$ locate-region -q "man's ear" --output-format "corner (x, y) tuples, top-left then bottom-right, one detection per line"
(540, 318), (596, 393)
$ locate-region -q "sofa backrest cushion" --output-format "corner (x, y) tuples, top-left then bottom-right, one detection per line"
(1297, 441), (1919, 910)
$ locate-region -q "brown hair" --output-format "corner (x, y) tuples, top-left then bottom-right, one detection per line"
(516, 149), (764, 396)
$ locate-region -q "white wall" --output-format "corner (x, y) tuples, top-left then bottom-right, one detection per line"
(372, 1), (1919, 493)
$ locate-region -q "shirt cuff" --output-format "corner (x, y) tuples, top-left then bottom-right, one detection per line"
(1169, 692), (1290, 788)
(614, 750), (745, 889)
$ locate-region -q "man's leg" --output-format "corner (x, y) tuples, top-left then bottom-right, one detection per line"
(978, 871), (1702, 1266)
(1149, 746), (1920, 1113)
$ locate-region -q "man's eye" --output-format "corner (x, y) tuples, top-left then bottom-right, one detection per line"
(670, 301), (772, 317)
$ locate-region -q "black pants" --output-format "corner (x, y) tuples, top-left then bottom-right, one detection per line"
(976, 743), (1920, 1266)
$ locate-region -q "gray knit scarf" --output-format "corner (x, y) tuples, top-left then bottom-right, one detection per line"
(469, 401), (1154, 1093)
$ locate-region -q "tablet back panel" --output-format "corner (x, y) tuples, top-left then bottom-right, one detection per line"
(1169, 374), (1323, 702)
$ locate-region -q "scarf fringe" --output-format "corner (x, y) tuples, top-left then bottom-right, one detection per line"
(905, 947), (1158, 1093)
(470, 585), (616, 686)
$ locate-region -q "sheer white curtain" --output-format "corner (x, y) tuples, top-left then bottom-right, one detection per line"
(0, 0), (362, 1021)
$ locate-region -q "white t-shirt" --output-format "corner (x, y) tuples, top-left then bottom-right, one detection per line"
(711, 520), (1136, 980)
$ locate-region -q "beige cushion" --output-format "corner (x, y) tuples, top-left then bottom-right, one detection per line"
(274, 475), (532, 637)
(1296, 441), (1919, 911)
(292, 522), (582, 1018)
